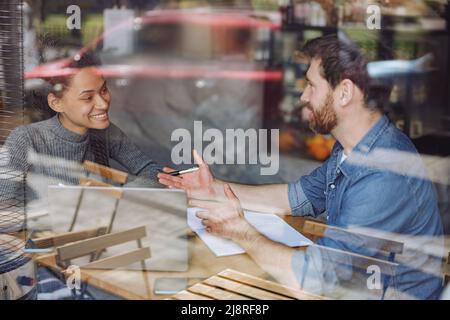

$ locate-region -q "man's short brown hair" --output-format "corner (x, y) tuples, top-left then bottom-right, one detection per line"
(302, 34), (371, 106)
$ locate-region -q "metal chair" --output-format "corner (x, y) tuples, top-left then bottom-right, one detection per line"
(33, 225), (151, 299)
(301, 219), (404, 299)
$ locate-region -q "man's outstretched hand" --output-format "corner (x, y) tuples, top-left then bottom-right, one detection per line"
(157, 149), (220, 200)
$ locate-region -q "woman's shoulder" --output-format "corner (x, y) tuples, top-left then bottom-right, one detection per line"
(3, 125), (32, 154)
(6, 123), (31, 143)
(6, 117), (55, 145)
(11, 118), (53, 135)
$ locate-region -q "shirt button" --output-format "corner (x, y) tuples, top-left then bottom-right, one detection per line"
(330, 184), (336, 189)
(336, 169), (341, 174)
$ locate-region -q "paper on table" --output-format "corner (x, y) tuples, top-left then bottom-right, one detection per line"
(187, 207), (313, 257)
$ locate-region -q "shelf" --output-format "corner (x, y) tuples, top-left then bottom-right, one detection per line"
(281, 23), (448, 35)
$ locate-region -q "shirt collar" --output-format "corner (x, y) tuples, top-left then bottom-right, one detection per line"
(336, 114), (390, 177)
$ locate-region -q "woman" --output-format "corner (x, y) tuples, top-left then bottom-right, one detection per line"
(1, 53), (165, 300)
(1, 53), (162, 220)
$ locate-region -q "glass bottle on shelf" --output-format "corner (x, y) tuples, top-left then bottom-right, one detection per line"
(294, 1), (306, 25)
(279, 0), (294, 27)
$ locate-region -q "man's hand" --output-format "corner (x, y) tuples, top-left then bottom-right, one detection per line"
(190, 184), (254, 241)
(158, 149), (220, 200)
(191, 185), (299, 289)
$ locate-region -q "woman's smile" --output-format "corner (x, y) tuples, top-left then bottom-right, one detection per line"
(89, 112), (109, 121)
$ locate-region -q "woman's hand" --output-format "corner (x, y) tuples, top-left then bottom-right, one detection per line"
(157, 149), (220, 200)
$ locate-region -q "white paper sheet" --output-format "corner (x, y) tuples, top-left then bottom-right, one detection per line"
(187, 207), (313, 257)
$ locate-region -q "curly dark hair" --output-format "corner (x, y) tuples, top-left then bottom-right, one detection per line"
(47, 51), (101, 98)
(29, 51), (102, 120)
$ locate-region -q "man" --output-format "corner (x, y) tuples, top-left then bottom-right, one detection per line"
(158, 34), (443, 299)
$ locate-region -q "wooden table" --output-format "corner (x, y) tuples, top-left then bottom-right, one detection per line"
(34, 216), (314, 300)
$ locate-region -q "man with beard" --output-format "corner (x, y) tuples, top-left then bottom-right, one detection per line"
(158, 35), (444, 299)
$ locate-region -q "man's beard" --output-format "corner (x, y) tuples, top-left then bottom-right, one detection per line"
(305, 92), (337, 134)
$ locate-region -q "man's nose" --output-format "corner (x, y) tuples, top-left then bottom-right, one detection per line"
(300, 91), (309, 104)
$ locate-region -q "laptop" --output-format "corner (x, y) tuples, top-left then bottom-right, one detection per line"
(47, 186), (189, 271)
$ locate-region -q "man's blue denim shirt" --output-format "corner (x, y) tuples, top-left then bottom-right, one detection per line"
(288, 115), (443, 299)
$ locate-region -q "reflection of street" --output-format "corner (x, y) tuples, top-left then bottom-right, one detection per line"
(107, 65), (281, 183)
(25, 8), (285, 183)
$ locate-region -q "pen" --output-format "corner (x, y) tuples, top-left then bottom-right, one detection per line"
(159, 167), (199, 176)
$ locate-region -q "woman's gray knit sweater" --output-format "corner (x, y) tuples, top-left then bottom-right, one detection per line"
(0, 115), (162, 207)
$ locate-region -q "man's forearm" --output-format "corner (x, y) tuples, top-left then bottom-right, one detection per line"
(235, 224), (300, 288)
(213, 180), (291, 215)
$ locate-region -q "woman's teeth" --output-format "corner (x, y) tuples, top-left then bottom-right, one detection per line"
(90, 113), (108, 120)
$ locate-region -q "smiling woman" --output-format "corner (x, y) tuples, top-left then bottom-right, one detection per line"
(0, 52), (163, 220)
(48, 69), (112, 135)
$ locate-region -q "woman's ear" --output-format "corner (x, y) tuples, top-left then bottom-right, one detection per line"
(47, 93), (63, 113)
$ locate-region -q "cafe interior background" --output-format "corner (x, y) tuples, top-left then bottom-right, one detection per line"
(0, 0), (449, 300)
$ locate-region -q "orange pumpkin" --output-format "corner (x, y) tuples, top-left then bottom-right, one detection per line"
(305, 135), (336, 161)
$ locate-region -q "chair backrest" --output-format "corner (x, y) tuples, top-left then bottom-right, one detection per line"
(32, 226), (108, 249)
(302, 219), (402, 299)
(56, 226), (150, 270)
(68, 161), (129, 232)
(309, 243), (398, 277)
(302, 220), (404, 256)
(83, 160), (128, 184)
(79, 177), (124, 199)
